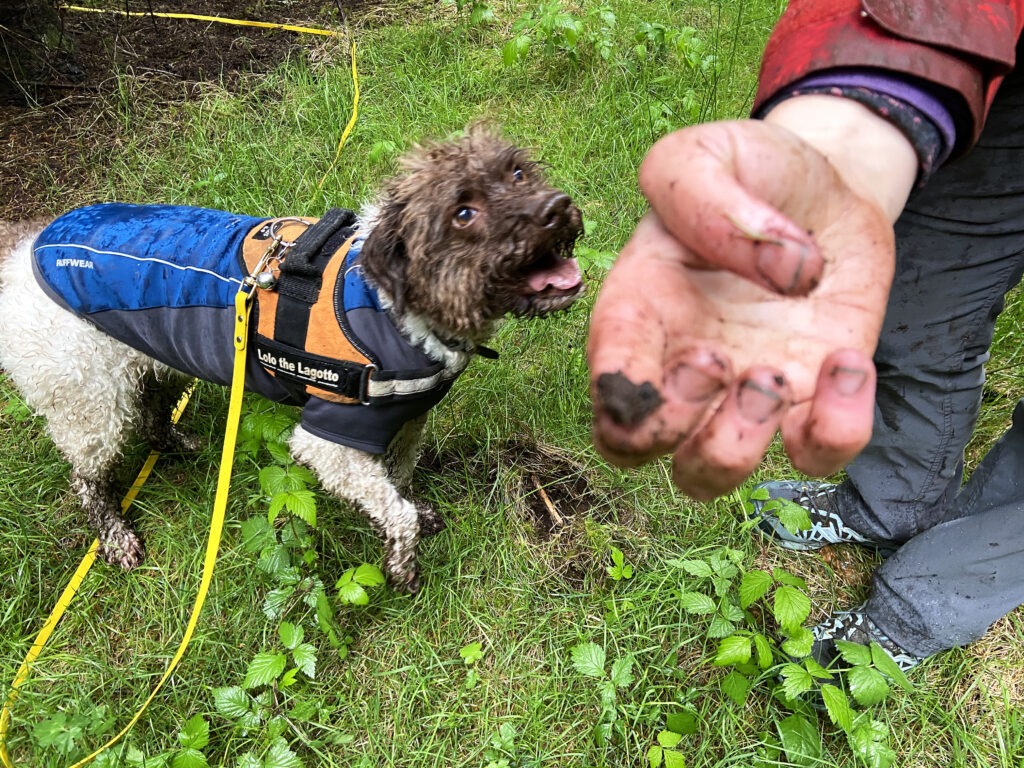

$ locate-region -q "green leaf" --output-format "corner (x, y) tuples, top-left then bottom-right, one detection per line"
(237, 755), (263, 768)
(849, 718), (896, 768)
(778, 663), (813, 700)
(753, 633), (774, 670)
(820, 684), (854, 733)
(709, 553), (739, 579)
(663, 749), (686, 768)
(706, 614), (737, 639)
(720, 602), (746, 623)
(739, 570), (773, 608)
(775, 499), (812, 533)
(676, 559), (714, 578)
(243, 652), (288, 689)
(337, 580), (369, 606)
(592, 720), (613, 747)
(748, 486), (771, 501)
(804, 657), (834, 680)
(571, 642), (606, 678)
(259, 465), (290, 496)
(353, 563), (386, 587)
(280, 489), (317, 527)
(316, 590), (336, 628)
(720, 670), (750, 706)
(266, 440), (293, 465)
(502, 35), (531, 66)
(278, 622), (304, 650)
(657, 730), (683, 748)
(178, 714), (210, 750)
(870, 643), (914, 691)
(290, 643), (313, 679)
(772, 568), (808, 590)
(32, 713), (81, 756)
(835, 639), (872, 667)
(240, 517), (275, 553)
(470, 4), (495, 25)
(609, 655), (634, 688)
(171, 749), (208, 768)
(263, 737), (304, 768)
(848, 665), (890, 707)
(292, 643), (317, 678)
(773, 586), (811, 633)
(278, 667), (300, 689)
(781, 627), (814, 658)
(647, 745), (664, 768)
(258, 545), (293, 579)
(460, 642), (484, 665)
(777, 714), (822, 768)
(213, 686), (251, 720)
(665, 711), (698, 736)
(678, 592), (716, 615)
(713, 635), (751, 666)
(263, 587), (292, 619)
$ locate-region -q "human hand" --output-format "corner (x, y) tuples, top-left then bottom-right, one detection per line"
(588, 106), (916, 499)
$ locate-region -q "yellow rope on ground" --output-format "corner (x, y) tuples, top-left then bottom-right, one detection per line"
(1, 6), (360, 760)
(317, 35), (360, 192)
(1, 286), (254, 767)
(60, 5), (343, 38)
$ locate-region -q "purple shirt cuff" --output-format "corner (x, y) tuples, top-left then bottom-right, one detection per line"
(793, 71), (957, 159)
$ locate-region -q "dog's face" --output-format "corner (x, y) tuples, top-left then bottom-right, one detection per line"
(360, 125), (585, 340)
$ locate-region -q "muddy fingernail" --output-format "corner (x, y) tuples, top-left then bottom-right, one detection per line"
(667, 361), (725, 403)
(756, 238), (815, 294)
(596, 371), (662, 426)
(831, 365), (868, 396)
(737, 378), (784, 423)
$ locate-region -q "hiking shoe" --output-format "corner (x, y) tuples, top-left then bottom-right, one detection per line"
(811, 605), (923, 673)
(750, 480), (895, 555)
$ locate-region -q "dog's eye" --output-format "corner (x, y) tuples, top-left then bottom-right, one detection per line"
(512, 166), (526, 183)
(453, 206), (478, 227)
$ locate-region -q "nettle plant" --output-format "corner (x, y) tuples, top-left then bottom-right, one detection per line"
(666, 485), (914, 768)
(501, 2), (617, 66)
(146, 400), (384, 767)
(569, 641), (636, 748)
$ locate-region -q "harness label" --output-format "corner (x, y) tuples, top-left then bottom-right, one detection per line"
(54, 258), (95, 269)
(257, 348), (341, 385)
(255, 334), (367, 402)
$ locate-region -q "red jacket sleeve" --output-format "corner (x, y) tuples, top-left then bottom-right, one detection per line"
(753, 0), (1023, 153)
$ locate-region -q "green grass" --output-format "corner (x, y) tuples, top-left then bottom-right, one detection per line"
(3, 1), (1024, 766)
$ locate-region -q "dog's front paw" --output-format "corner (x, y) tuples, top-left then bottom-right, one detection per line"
(386, 562), (420, 595)
(385, 540), (421, 595)
(98, 524), (145, 570)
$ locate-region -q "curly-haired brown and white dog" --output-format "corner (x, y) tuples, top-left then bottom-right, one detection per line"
(0, 126), (584, 593)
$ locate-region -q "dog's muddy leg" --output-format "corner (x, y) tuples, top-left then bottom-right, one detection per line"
(72, 469), (145, 569)
(140, 375), (202, 454)
(289, 426), (425, 593)
(384, 415), (445, 536)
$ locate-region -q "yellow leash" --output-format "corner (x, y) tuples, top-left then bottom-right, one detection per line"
(0, 286), (256, 767)
(60, 5), (343, 38)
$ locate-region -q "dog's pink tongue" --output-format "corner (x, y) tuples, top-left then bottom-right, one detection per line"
(528, 258), (582, 292)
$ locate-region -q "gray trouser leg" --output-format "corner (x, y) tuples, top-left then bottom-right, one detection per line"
(836, 64), (1024, 545)
(868, 400), (1024, 658)
(840, 66), (1024, 655)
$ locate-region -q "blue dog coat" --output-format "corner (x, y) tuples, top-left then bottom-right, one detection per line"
(32, 203), (458, 453)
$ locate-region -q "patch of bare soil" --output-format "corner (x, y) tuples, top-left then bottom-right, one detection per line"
(0, 0), (378, 219)
(421, 438), (636, 590)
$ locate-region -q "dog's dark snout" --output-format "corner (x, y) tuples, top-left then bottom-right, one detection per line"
(534, 193), (573, 228)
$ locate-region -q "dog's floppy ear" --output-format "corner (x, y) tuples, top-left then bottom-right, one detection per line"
(361, 200), (409, 317)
